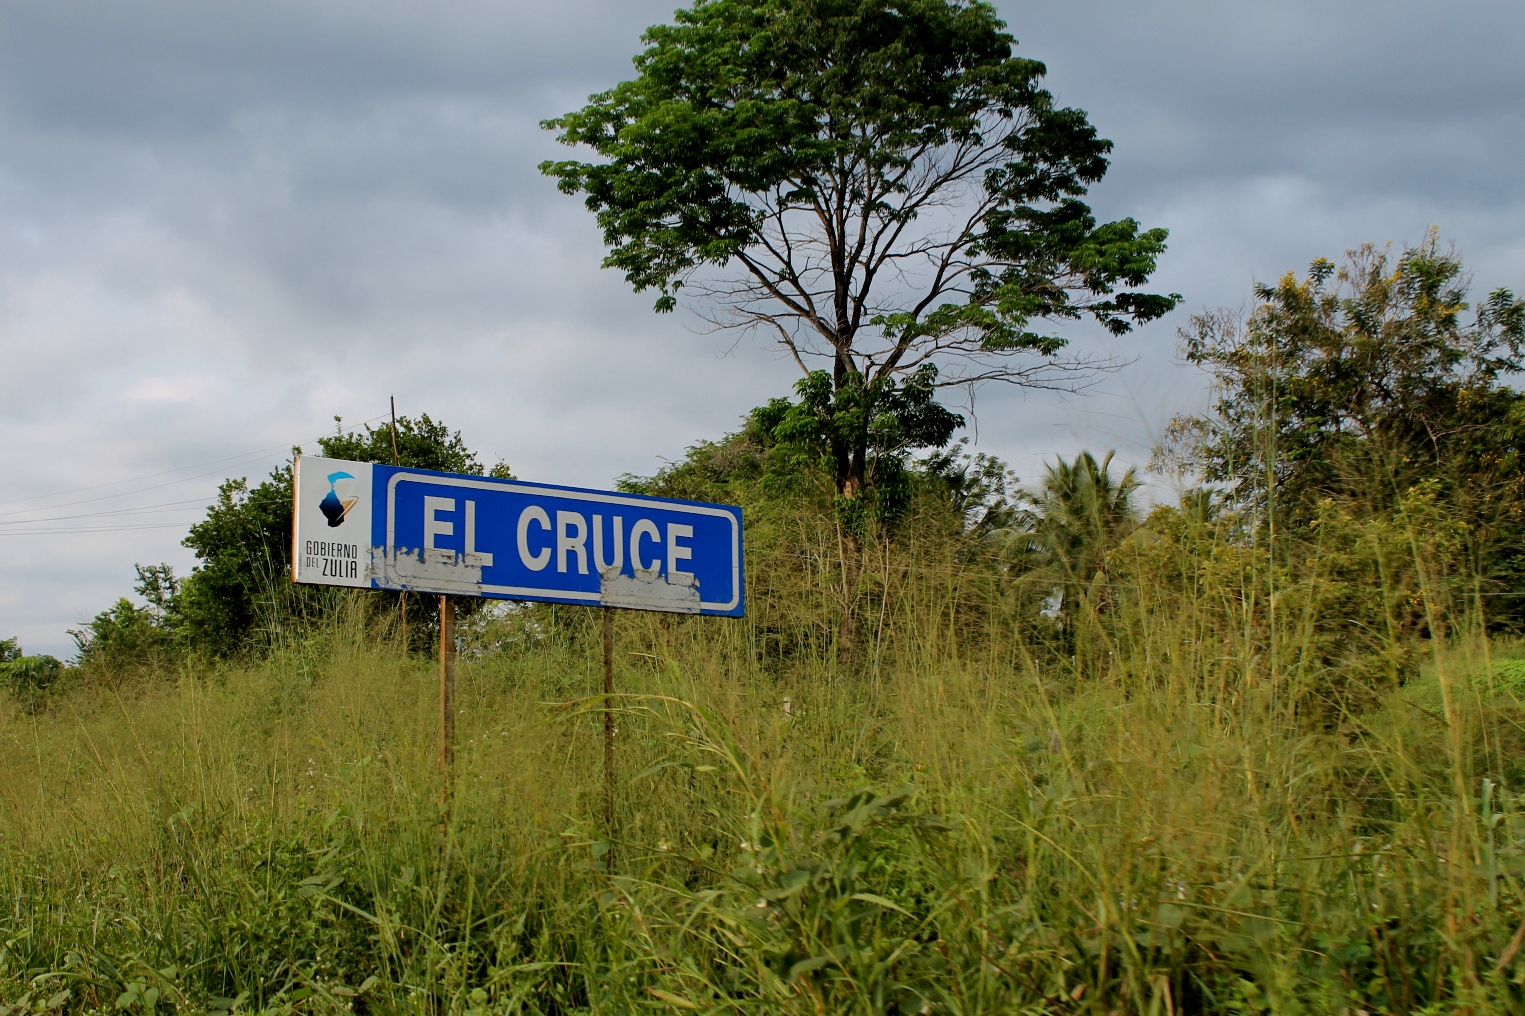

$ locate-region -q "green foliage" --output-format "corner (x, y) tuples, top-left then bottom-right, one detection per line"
(0, 637), (59, 712)
(1167, 233), (1525, 623)
(176, 463), (305, 658)
(316, 412), (499, 476)
(1009, 449), (1138, 577)
(765, 365), (964, 527)
(915, 437), (1019, 538)
(4, 483), (1525, 1013)
(71, 596), (178, 678)
(0, 649), (63, 713)
(33, 228), (1525, 1011)
(543, 0), (1176, 498)
(133, 562), (179, 617)
(68, 413), (492, 665)
(69, 565), (183, 680)
(1175, 234), (1525, 513)
(626, 378), (1004, 546)
(620, 400), (815, 503)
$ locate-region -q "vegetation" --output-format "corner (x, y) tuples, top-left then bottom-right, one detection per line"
(1163, 233), (1525, 624)
(1000, 449), (1139, 624)
(5, 233), (1525, 1012)
(0, 637), (62, 715)
(6, 439), (1525, 1012)
(7, 0), (1525, 996)
(542, 0), (1177, 505)
(62, 415), (504, 664)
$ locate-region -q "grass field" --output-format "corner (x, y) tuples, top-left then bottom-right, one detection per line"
(4, 500), (1525, 1014)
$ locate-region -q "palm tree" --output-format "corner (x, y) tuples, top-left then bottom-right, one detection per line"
(1005, 451), (1140, 617)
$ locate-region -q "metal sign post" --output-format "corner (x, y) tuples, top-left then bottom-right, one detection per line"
(439, 594), (455, 815)
(602, 607), (615, 835)
(292, 456), (746, 836)
(389, 397), (405, 648)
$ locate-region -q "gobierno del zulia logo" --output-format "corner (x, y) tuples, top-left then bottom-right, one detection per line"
(319, 471), (361, 528)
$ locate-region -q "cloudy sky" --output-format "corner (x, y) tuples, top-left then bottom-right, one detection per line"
(2, 0), (1522, 655)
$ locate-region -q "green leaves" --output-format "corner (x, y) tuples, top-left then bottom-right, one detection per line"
(758, 365), (963, 527)
(0, 651), (65, 713)
(1170, 233), (1525, 623)
(544, 0), (1176, 500)
(115, 978), (157, 1011)
(153, 412), (494, 658)
(70, 592), (177, 678)
(317, 412), (488, 476)
(1012, 449), (1139, 586)
(768, 366), (961, 465)
(544, 0), (1169, 309)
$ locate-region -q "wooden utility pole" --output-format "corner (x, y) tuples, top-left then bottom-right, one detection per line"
(439, 595), (456, 816)
(389, 396), (401, 463)
(602, 607), (615, 837)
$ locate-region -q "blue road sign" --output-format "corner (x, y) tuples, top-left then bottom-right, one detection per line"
(292, 456), (744, 616)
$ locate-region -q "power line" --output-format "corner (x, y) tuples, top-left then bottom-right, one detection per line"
(0, 412), (390, 518)
(0, 447), (285, 514)
(0, 497), (211, 527)
(0, 524), (191, 537)
(0, 490), (300, 528)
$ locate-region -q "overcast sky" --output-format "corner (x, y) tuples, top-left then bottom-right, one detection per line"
(2, 0), (1522, 655)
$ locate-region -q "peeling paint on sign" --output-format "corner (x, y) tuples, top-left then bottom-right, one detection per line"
(373, 545), (486, 596)
(600, 567), (700, 613)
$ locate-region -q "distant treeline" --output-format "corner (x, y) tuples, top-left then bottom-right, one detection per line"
(3, 235), (1520, 715)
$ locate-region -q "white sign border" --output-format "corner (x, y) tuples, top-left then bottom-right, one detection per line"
(383, 470), (743, 612)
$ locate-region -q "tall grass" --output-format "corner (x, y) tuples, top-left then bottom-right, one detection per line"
(3, 494), (1525, 1014)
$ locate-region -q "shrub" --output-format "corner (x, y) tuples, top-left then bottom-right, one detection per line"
(0, 652), (63, 713)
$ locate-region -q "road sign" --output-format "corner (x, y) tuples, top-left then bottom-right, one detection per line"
(292, 456), (744, 616)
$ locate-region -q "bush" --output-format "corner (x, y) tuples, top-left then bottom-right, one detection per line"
(0, 651), (63, 713)
(70, 597), (178, 683)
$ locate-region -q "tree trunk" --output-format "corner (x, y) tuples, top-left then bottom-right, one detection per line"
(826, 349), (870, 657)
(835, 520), (862, 658)
(830, 442), (868, 658)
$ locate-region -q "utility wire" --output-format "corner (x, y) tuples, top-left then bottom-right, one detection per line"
(0, 489), (308, 527)
(0, 448), (290, 511)
(0, 482), (363, 528)
(0, 524), (191, 536)
(0, 497), (212, 526)
(0, 412), (389, 518)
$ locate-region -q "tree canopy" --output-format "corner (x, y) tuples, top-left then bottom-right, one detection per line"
(318, 414), (511, 478)
(543, 0), (1176, 498)
(1170, 236), (1525, 516)
(1166, 235), (1525, 622)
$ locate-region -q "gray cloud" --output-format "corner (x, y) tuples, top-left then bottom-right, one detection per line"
(1, 0), (1521, 654)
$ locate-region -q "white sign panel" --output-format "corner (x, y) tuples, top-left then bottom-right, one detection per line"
(292, 455), (373, 588)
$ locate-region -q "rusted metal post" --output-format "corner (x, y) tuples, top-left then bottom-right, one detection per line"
(602, 606), (615, 838)
(392, 396), (406, 650)
(439, 594), (456, 816)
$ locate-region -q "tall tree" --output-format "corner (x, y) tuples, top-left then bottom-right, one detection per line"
(543, 0), (1177, 501)
(1165, 236), (1525, 621)
(1169, 236), (1525, 519)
